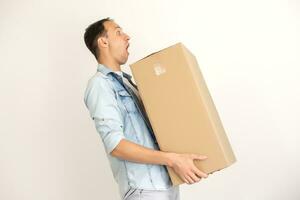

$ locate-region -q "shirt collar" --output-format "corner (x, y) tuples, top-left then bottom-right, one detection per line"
(97, 63), (132, 80)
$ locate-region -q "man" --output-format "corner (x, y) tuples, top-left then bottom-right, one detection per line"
(83, 17), (208, 200)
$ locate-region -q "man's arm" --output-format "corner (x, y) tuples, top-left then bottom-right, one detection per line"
(111, 138), (171, 165)
(111, 138), (209, 184)
(84, 78), (126, 155)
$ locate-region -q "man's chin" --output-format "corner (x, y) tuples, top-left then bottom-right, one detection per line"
(119, 57), (129, 65)
(123, 54), (129, 63)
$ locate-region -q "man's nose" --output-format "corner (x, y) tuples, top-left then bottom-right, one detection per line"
(124, 33), (130, 41)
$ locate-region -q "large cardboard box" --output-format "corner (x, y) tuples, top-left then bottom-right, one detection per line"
(129, 42), (236, 186)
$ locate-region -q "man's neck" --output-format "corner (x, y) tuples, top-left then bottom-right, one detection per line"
(98, 59), (121, 72)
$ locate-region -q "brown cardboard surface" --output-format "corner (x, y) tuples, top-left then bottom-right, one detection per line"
(129, 42), (236, 186)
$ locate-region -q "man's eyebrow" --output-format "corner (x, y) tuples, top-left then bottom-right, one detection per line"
(115, 26), (122, 30)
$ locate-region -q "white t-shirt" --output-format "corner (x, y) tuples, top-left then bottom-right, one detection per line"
(114, 71), (123, 77)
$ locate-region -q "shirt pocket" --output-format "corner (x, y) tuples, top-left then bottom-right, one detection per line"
(117, 89), (137, 113)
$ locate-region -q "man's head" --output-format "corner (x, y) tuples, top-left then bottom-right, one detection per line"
(84, 17), (130, 65)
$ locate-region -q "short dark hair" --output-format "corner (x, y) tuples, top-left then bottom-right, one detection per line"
(84, 17), (112, 60)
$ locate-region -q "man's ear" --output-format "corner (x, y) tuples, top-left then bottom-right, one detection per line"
(97, 36), (108, 48)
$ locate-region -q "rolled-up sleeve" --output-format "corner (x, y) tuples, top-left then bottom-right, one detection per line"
(84, 77), (125, 155)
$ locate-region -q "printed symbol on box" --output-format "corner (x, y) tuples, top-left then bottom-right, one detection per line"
(153, 63), (166, 76)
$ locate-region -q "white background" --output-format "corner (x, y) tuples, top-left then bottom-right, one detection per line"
(1, 0), (299, 199)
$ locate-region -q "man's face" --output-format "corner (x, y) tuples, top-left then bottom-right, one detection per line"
(103, 20), (131, 65)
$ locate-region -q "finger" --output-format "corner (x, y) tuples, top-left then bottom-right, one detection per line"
(192, 167), (208, 178)
(183, 177), (189, 184)
(179, 175), (189, 184)
(185, 175), (194, 184)
(188, 172), (201, 183)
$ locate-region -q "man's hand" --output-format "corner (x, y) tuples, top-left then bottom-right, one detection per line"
(166, 152), (208, 184)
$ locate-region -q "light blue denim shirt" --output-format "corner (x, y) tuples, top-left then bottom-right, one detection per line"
(84, 64), (172, 199)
